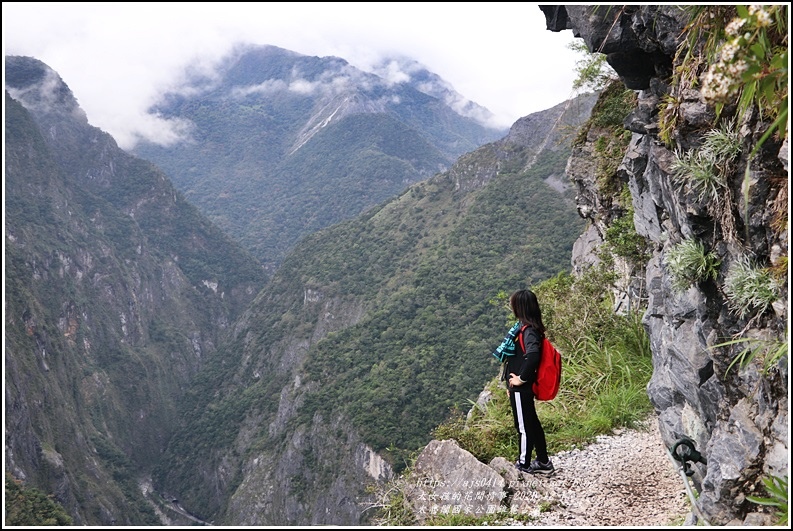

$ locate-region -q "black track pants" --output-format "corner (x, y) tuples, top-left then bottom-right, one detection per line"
(510, 388), (548, 466)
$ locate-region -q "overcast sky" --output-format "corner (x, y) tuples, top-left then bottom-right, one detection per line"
(3, 2), (583, 150)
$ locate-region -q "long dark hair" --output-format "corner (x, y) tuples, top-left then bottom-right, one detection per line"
(509, 289), (546, 336)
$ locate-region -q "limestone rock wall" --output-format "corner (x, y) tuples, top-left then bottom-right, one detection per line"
(543, 5), (788, 525)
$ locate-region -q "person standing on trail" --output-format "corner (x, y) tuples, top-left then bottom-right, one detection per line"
(504, 289), (554, 475)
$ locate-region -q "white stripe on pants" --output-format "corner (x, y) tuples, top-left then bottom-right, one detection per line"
(515, 390), (527, 465)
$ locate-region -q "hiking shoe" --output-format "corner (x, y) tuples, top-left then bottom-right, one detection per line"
(515, 462), (532, 474)
(528, 459), (554, 475)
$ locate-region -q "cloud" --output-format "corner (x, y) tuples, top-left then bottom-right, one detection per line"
(375, 59), (416, 86)
(230, 79), (289, 98)
(6, 67), (77, 115)
(126, 115), (196, 149)
(3, 2), (581, 150)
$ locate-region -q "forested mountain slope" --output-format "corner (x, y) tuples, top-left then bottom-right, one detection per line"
(153, 93), (598, 525)
(7, 4), (782, 528)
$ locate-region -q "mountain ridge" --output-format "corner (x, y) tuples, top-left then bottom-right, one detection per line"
(132, 44), (508, 272)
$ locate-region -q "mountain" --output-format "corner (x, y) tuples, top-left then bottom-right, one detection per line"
(4, 55), (267, 525)
(4, 51), (596, 527)
(368, 55), (500, 126)
(152, 92), (598, 525)
(132, 44), (508, 273)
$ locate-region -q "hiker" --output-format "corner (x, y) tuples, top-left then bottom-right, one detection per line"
(505, 289), (554, 475)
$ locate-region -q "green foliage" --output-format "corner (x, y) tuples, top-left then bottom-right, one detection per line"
(589, 80), (638, 130)
(424, 509), (532, 526)
(722, 255), (780, 319)
(663, 4), (788, 156)
(670, 120), (743, 240)
(593, 128), (632, 196)
(746, 475), (788, 526)
(5, 473), (73, 526)
(604, 203), (650, 265)
(716, 335), (788, 376)
(664, 238), (721, 291)
(670, 120), (741, 204)
(671, 5), (788, 183)
(574, 80), (636, 200)
(701, 120), (744, 161)
(695, 5), (789, 141)
(534, 266), (618, 347)
(432, 266), (654, 464)
(568, 40), (619, 92)
(658, 93), (682, 148)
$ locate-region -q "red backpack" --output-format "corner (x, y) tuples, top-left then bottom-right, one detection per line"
(518, 329), (562, 401)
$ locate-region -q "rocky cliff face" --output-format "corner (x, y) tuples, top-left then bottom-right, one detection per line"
(543, 5), (788, 525)
(448, 94), (598, 194)
(5, 56), (266, 525)
(214, 293), (390, 526)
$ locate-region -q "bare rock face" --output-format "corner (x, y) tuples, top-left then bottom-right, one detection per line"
(403, 439), (506, 523)
(543, 5), (788, 526)
(447, 93), (597, 193)
(542, 5), (685, 89)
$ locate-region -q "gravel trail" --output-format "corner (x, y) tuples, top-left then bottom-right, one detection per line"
(504, 417), (692, 526)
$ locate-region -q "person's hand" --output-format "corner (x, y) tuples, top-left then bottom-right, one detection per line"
(509, 373), (525, 387)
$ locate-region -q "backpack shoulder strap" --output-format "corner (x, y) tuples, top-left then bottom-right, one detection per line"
(516, 324), (529, 353)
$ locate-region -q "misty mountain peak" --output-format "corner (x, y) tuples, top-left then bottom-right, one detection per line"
(370, 55), (497, 126)
(5, 55), (87, 123)
(154, 44), (501, 136)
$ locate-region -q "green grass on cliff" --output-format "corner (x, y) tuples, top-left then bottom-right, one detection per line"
(372, 263), (655, 525)
(432, 263), (654, 464)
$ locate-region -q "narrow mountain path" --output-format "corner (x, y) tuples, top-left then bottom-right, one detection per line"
(507, 416), (692, 526)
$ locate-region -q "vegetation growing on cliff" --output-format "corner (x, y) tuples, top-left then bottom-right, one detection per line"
(573, 77), (647, 269)
(568, 40), (618, 93)
(5, 473), (73, 526)
(432, 263), (653, 464)
(664, 237), (721, 292)
(660, 5), (788, 150)
(747, 475), (789, 526)
(666, 5), (787, 322)
(669, 6), (788, 525)
(373, 263), (654, 525)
